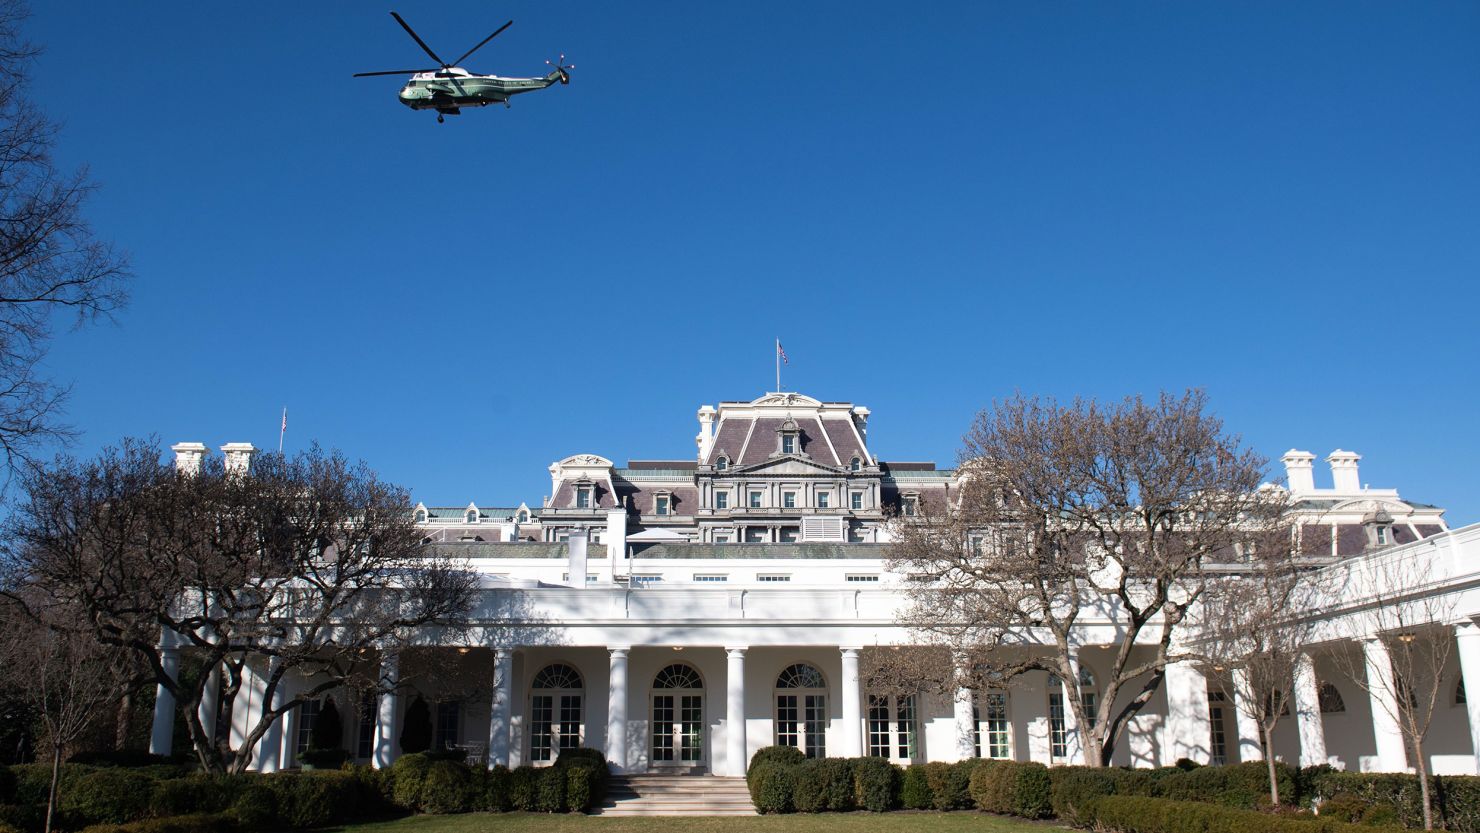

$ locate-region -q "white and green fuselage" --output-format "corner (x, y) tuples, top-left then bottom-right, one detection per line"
(398, 67), (567, 114)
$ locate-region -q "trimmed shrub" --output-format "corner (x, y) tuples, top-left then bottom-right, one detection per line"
(228, 785), (275, 830)
(790, 760), (827, 813)
(1300, 770), (1480, 831)
(388, 753), (432, 810)
(1084, 794), (1407, 833)
(900, 765), (933, 810)
(79, 812), (237, 833)
(819, 758), (855, 812)
(63, 767), (156, 826)
(851, 757), (899, 812)
(563, 765), (592, 813)
(535, 766), (566, 813)
(508, 767), (539, 812)
(12, 763), (95, 806)
(554, 748), (609, 805)
(1051, 766), (1118, 825)
(418, 760), (473, 814)
(750, 746), (807, 771)
(968, 760), (1002, 810)
(150, 777), (235, 818)
(753, 764), (796, 814)
(1012, 762), (1052, 819)
(482, 765), (512, 812)
(921, 760), (974, 810)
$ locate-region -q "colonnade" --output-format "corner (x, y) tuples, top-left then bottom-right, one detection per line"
(145, 621), (1480, 776)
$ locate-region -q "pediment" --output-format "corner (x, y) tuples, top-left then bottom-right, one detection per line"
(1327, 498), (1410, 515)
(732, 455), (842, 476)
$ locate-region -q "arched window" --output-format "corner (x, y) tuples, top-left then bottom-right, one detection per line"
(518, 510), (529, 523)
(1319, 683), (1346, 714)
(414, 509), (427, 523)
(531, 663), (584, 762)
(850, 457), (862, 472)
(716, 455), (729, 471)
(466, 510), (478, 524)
(652, 664), (704, 764)
(775, 663), (826, 757)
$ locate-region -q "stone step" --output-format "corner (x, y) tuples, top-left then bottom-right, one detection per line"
(595, 774), (757, 817)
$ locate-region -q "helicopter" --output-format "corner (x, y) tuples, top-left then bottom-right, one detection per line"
(354, 12), (571, 123)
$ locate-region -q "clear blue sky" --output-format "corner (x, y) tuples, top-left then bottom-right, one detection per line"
(25, 1), (1480, 522)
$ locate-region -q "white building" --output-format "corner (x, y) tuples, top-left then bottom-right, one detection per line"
(155, 392), (1480, 779)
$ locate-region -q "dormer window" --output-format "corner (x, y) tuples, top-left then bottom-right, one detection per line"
(576, 486), (592, 509)
(655, 494), (671, 516)
(466, 510), (479, 524)
(517, 510), (529, 523)
(1376, 526), (1388, 546)
(716, 455), (729, 471)
(778, 418), (800, 455)
(850, 457), (861, 472)
(415, 508), (427, 523)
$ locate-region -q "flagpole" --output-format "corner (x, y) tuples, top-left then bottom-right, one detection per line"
(775, 339), (780, 393)
(279, 407), (286, 453)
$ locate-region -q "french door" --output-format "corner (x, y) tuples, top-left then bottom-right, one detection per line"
(651, 693), (704, 764)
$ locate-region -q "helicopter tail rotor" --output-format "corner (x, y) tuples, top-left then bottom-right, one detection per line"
(546, 54), (573, 84)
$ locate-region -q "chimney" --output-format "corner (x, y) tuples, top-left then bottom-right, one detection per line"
(1327, 449), (1362, 493)
(567, 530), (588, 589)
(852, 406), (870, 442)
(606, 509), (628, 574)
(1281, 450), (1316, 493)
(221, 442), (258, 477)
(696, 406), (717, 461)
(171, 442), (208, 476)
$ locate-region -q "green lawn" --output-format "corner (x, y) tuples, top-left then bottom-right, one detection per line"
(318, 813), (1061, 833)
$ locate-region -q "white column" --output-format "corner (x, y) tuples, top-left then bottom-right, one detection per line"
(1363, 637), (1409, 772)
(257, 659), (285, 773)
(488, 649), (514, 768)
(726, 647), (747, 775)
(373, 652), (400, 769)
(953, 686), (976, 761)
(149, 645), (180, 756)
(1292, 652), (1328, 767)
(1164, 661), (1212, 765)
(606, 647), (629, 772)
(1455, 621), (1480, 775)
(839, 647), (863, 758)
(1231, 667), (1263, 762)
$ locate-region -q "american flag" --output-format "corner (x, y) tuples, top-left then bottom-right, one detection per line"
(776, 340), (789, 364)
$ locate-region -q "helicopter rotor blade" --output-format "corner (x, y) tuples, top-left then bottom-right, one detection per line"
(450, 20), (513, 67)
(390, 11), (447, 67)
(353, 68), (437, 77)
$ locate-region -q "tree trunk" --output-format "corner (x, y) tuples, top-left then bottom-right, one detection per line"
(114, 691), (132, 750)
(1262, 724), (1280, 806)
(44, 745), (61, 833)
(1414, 740), (1433, 830)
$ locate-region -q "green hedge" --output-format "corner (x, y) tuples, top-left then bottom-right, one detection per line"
(745, 748), (902, 814)
(1300, 768), (1480, 832)
(1084, 795), (1405, 833)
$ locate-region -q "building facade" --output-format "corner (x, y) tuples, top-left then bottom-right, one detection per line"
(152, 392), (1480, 779)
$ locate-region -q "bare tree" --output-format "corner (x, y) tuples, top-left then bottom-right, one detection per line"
(2, 439), (478, 774)
(0, 1), (129, 482)
(0, 601), (128, 833)
(888, 390), (1279, 766)
(1193, 525), (1319, 805)
(1331, 549), (1455, 830)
